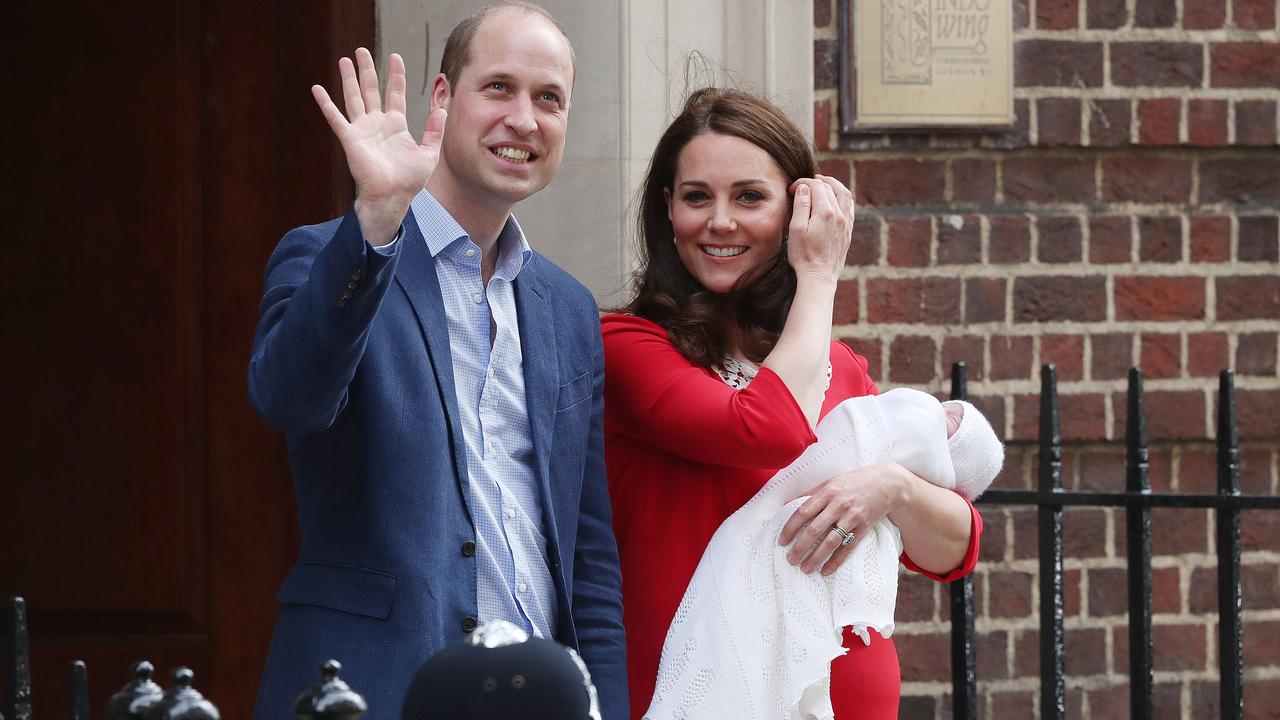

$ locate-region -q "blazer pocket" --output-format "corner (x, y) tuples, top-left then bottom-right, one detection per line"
(555, 371), (592, 412)
(277, 561), (397, 619)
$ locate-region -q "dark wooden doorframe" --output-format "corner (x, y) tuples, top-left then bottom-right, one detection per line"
(1, 1), (372, 716)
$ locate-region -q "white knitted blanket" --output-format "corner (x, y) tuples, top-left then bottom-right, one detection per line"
(644, 389), (958, 720)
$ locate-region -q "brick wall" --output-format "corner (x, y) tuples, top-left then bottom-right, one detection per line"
(813, 0), (1280, 717)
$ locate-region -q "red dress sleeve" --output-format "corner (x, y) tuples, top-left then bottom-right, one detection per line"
(900, 496), (984, 582)
(601, 313), (817, 469)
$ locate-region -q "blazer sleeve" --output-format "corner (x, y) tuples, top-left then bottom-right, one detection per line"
(570, 316), (630, 720)
(247, 207), (402, 434)
(601, 314), (817, 469)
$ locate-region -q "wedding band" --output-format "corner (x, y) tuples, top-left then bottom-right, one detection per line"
(831, 524), (855, 547)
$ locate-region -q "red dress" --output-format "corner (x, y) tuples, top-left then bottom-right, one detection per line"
(601, 314), (982, 719)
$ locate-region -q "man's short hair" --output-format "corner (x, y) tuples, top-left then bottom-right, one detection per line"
(438, 1), (576, 91)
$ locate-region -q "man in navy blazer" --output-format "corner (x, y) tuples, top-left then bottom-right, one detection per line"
(248, 4), (626, 718)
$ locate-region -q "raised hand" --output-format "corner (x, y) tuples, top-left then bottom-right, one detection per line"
(311, 48), (447, 246)
(785, 174), (855, 286)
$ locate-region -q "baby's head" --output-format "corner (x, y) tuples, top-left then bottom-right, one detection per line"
(942, 400), (1004, 500)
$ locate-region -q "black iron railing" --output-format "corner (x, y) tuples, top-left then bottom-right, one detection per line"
(948, 363), (1280, 720)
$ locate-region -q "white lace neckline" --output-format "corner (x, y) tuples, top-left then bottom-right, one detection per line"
(714, 355), (833, 392)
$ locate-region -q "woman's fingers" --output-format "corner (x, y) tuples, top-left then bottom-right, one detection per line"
(820, 536), (857, 576)
(786, 183), (812, 240)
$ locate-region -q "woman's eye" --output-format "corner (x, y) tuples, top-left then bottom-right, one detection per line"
(683, 191), (709, 203)
(738, 190), (765, 203)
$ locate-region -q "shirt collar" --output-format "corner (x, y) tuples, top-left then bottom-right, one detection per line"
(409, 189), (533, 281)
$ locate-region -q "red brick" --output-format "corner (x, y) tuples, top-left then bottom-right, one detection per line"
(1141, 333), (1182, 378)
(1013, 276), (1107, 322)
(1201, 158), (1280, 204)
(833, 280), (859, 324)
(1211, 43), (1280, 88)
(937, 215), (981, 264)
(951, 159), (996, 203)
(1244, 620), (1280, 667)
(1012, 628), (1039, 677)
(1152, 566), (1182, 614)
(965, 277), (1006, 324)
(1064, 567), (1083, 618)
(896, 631), (951, 681)
(897, 573), (935, 621)
(1014, 392), (1106, 441)
(817, 157), (850, 187)
(1138, 98), (1182, 144)
(1245, 563), (1280, 610)
(847, 215), (880, 266)
(1135, 0), (1177, 26)
(1239, 447), (1274, 495)
(1089, 215), (1132, 263)
(989, 98), (1032, 150)
(1010, 507), (1038, 559)
(886, 217), (930, 267)
(887, 335), (936, 384)
(1088, 684), (1129, 718)
(1239, 215), (1279, 262)
(942, 336), (985, 382)
(1042, 334), (1085, 382)
(1138, 215), (1183, 262)
(814, 38), (837, 89)
(1179, 446), (1219, 493)
(986, 344), (1033, 393)
(1014, 0), (1031, 27)
(856, 159), (945, 207)
(1185, 0), (1227, 27)
(1234, 0), (1277, 29)
(813, 98), (831, 151)
(1003, 157), (1096, 203)
(1238, 389), (1280, 439)
(1115, 389), (1207, 440)
(991, 215), (1031, 263)
(1091, 333), (1135, 380)
(1088, 98), (1131, 146)
(1038, 97), (1082, 146)
(813, 0), (832, 27)
(1235, 99), (1277, 146)
(1117, 276), (1205, 321)
(1218, 276), (1280, 320)
(898, 695), (936, 718)
(867, 277), (962, 323)
(1190, 215), (1231, 261)
(1113, 42), (1205, 87)
(1037, 0), (1079, 28)
(1063, 507), (1107, 556)
(1087, 0), (1126, 27)
(1102, 156), (1193, 203)
(1038, 216), (1082, 263)
(988, 570), (1034, 618)
(991, 690), (1036, 716)
(1155, 507), (1212, 554)
(1242, 509), (1280, 551)
(1238, 332), (1278, 376)
(1149, 447), (1174, 492)
(1065, 627), (1107, 676)
(1188, 99), (1230, 146)
(1078, 449), (1124, 491)
(975, 629), (1009, 678)
(992, 446), (1029, 491)
(1190, 680), (1221, 718)
(1015, 40), (1104, 87)
(840, 336), (882, 381)
(1089, 567), (1127, 617)
(1188, 332), (1229, 378)
(1154, 624), (1208, 672)
(1189, 565), (1218, 613)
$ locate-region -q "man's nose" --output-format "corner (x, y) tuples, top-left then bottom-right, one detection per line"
(504, 95), (537, 135)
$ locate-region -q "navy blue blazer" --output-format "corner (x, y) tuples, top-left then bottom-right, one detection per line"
(248, 208), (627, 719)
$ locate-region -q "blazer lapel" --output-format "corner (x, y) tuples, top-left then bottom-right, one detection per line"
(514, 258), (562, 549)
(394, 215), (471, 496)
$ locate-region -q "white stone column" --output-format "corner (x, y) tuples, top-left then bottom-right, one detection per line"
(377, 0), (813, 303)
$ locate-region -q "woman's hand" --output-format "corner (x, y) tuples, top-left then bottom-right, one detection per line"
(785, 174), (855, 287)
(777, 463), (907, 575)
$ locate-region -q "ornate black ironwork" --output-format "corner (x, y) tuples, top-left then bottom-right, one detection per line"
(1125, 369), (1153, 720)
(146, 668), (219, 720)
(293, 660), (368, 720)
(4, 597), (31, 720)
(68, 662), (89, 720)
(106, 661), (165, 720)
(1037, 365), (1065, 720)
(1217, 370), (1244, 720)
(947, 362), (978, 720)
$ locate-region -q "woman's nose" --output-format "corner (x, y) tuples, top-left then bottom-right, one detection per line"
(708, 204), (736, 233)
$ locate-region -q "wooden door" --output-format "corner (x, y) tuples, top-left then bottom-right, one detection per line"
(1, 1), (372, 716)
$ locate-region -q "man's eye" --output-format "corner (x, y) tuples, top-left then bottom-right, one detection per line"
(488, 82), (508, 92)
(539, 92), (561, 104)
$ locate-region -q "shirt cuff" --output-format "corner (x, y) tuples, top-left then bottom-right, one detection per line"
(369, 227), (402, 254)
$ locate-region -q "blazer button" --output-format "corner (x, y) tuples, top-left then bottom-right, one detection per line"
(461, 541), (476, 557)
(462, 616), (477, 633)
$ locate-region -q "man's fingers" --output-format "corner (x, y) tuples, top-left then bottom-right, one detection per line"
(355, 47), (382, 113)
(386, 53), (407, 115)
(339, 56), (365, 120)
(421, 107), (448, 149)
(311, 85), (350, 135)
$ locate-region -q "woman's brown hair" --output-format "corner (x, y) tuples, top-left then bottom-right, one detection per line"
(621, 87), (818, 370)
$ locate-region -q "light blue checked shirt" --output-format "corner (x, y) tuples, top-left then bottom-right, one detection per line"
(377, 190), (557, 639)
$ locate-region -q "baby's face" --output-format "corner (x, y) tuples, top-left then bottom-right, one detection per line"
(944, 402), (963, 439)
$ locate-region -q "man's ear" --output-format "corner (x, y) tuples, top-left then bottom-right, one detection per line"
(430, 74), (451, 112)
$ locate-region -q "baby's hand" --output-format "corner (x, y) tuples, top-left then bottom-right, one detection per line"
(943, 401), (964, 439)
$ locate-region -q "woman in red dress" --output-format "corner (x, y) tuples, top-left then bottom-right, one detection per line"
(602, 88), (982, 719)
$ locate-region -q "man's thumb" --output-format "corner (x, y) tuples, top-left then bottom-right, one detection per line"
(422, 107), (447, 147)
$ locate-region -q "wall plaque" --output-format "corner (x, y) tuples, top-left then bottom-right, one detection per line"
(847, 0), (1013, 128)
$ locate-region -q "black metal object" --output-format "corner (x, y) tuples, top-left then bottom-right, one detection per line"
(67, 663), (88, 720)
(1126, 369), (1153, 720)
(947, 363), (978, 720)
(4, 598), (31, 720)
(105, 661), (165, 720)
(146, 668), (219, 720)
(293, 660), (368, 720)
(948, 364), (1273, 720)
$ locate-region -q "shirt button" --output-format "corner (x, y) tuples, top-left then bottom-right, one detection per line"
(461, 541), (476, 557)
(472, 293), (483, 304)
(462, 616), (478, 633)
(517, 582), (527, 594)
(487, 367), (495, 378)
(506, 508), (516, 520)
(465, 248), (476, 257)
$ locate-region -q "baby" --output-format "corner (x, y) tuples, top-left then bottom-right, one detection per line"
(645, 388), (1004, 720)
